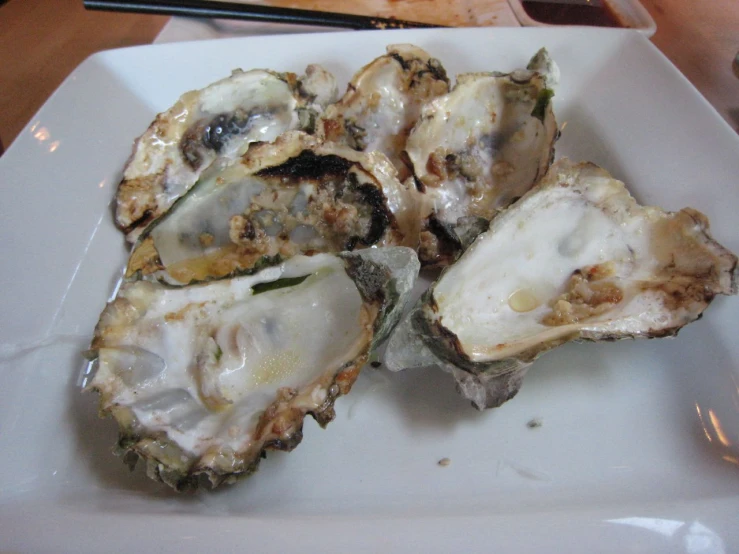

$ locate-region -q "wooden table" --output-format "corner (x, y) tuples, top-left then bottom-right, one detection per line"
(1, 0), (737, 151)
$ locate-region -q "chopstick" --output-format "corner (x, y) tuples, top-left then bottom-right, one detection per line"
(83, 0), (446, 30)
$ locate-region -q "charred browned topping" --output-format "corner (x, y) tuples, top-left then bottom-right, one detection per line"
(425, 148), (449, 184)
(409, 62), (450, 94)
(389, 52), (412, 71)
(418, 230), (443, 266)
(342, 175), (392, 250)
(296, 79), (314, 101)
(120, 207), (155, 237)
(542, 264), (623, 326)
(199, 233), (215, 247)
(335, 364), (362, 394)
(126, 236), (164, 277)
(311, 405), (336, 428)
(321, 118), (344, 143)
(282, 72), (299, 90)
(180, 120), (209, 170)
(92, 297), (140, 349)
(164, 302), (206, 323)
(423, 147), (487, 191)
(228, 215), (271, 255)
(255, 406), (303, 446)
(322, 203), (356, 228)
(151, 158), (395, 282)
(366, 92), (382, 110)
(418, 215), (462, 267)
(388, 52), (449, 88)
(644, 278), (713, 312)
(257, 149), (353, 179)
(584, 262), (616, 281)
(116, 173), (161, 232)
(425, 58), (448, 83)
(344, 119), (368, 150)
(236, 216), (256, 241)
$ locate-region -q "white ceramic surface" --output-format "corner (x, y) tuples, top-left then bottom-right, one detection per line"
(0, 28), (737, 553)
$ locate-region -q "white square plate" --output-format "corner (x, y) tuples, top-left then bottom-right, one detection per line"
(0, 27), (737, 553)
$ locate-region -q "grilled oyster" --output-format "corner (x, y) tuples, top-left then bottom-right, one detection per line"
(317, 44), (450, 181)
(408, 61), (558, 266)
(87, 247), (420, 490)
(385, 159), (738, 409)
(115, 65), (338, 242)
(126, 131), (420, 285)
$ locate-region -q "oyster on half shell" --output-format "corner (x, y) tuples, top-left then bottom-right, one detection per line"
(385, 159), (738, 409)
(408, 54), (558, 266)
(115, 65), (338, 242)
(317, 44), (450, 181)
(126, 131), (420, 285)
(87, 247), (419, 490)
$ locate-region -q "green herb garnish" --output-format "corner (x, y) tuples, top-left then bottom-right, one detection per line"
(251, 274), (309, 295)
(531, 88), (555, 122)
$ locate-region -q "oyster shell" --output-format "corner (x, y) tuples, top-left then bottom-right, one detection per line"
(126, 131), (420, 285)
(317, 44), (450, 181)
(385, 159), (738, 409)
(408, 61), (558, 266)
(115, 66), (338, 242)
(526, 47), (560, 90)
(88, 247), (420, 490)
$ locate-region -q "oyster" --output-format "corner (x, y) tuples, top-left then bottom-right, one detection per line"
(115, 65), (338, 241)
(126, 131), (420, 285)
(408, 61), (558, 266)
(87, 247), (420, 490)
(385, 159), (738, 409)
(317, 44), (450, 181)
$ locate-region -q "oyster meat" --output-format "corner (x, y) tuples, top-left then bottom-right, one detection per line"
(408, 53), (558, 266)
(317, 44), (450, 181)
(88, 247), (420, 490)
(385, 159), (738, 409)
(126, 131), (420, 285)
(115, 65), (338, 241)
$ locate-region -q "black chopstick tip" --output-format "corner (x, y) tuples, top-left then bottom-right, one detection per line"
(84, 0), (446, 31)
